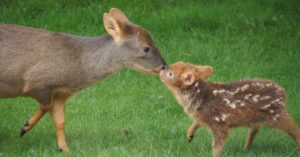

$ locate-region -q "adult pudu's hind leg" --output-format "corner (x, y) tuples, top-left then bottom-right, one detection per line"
(20, 89), (52, 137)
(49, 95), (69, 153)
(187, 121), (200, 143)
(211, 127), (230, 157)
(271, 112), (300, 148)
(20, 107), (47, 137)
(244, 127), (259, 150)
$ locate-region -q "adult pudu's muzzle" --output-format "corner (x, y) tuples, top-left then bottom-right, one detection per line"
(151, 62), (168, 74)
(134, 60), (167, 75)
(148, 55), (168, 75)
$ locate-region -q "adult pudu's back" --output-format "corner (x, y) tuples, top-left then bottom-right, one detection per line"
(0, 24), (49, 97)
(0, 24), (85, 99)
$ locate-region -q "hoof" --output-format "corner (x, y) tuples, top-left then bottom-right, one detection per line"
(20, 128), (27, 137)
(188, 135), (194, 143)
(19, 120), (29, 138)
(59, 146), (70, 154)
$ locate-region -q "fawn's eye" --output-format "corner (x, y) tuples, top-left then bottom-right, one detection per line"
(167, 71), (173, 78)
(143, 47), (150, 53)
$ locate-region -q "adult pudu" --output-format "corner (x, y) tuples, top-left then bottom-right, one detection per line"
(160, 62), (300, 157)
(0, 8), (166, 153)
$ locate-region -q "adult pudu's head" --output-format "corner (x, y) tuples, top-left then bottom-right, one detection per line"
(160, 62), (213, 90)
(103, 8), (167, 75)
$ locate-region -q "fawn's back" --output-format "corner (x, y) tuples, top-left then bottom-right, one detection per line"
(207, 79), (286, 127)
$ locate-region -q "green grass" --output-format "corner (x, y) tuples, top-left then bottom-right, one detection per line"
(1, 0), (300, 156)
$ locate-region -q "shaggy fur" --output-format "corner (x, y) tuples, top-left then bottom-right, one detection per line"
(160, 62), (300, 157)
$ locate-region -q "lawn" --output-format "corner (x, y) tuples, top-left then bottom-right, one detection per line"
(0, 0), (300, 157)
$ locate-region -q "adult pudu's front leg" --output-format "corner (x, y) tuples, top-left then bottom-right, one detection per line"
(49, 95), (69, 153)
(187, 121), (200, 143)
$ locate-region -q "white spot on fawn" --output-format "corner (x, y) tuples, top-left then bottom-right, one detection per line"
(261, 104), (271, 109)
(235, 100), (241, 103)
(266, 83), (272, 87)
(229, 103), (236, 109)
(245, 94), (253, 100)
(260, 95), (271, 100)
(197, 89), (201, 93)
(226, 91), (234, 96)
(273, 114), (280, 121)
(213, 90), (218, 95)
(271, 98), (281, 104)
(212, 89), (226, 96)
(251, 82), (265, 88)
(195, 82), (199, 87)
(233, 100), (245, 107)
(278, 101), (284, 106)
(232, 88), (240, 94)
(269, 110), (274, 114)
(241, 84), (250, 91)
(223, 99), (230, 105)
(252, 95), (260, 102)
(214, 117), (220, 122)
(223, 99), (236, 109)
(221, 114), (230, 121)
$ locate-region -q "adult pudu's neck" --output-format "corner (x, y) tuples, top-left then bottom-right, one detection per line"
(78, 35), (125, 83)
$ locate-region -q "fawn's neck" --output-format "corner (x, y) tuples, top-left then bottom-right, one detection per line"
(178, 80), (214, 112)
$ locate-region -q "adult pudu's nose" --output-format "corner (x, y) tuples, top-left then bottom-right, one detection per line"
(161, 65), (168, 71)
(159, 64), (168, 71)
(152, 58), (168, 73)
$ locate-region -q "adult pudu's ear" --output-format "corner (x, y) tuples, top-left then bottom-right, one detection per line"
(109, 8), (128, 23)
(103, 8), (130, 40)
(195, 65), (213, 80)
(180, 70), (195, 86)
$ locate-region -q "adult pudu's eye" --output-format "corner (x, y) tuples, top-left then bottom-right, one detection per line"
(143, 47), (150, 53)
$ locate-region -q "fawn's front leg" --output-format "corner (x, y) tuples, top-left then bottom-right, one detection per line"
(187, 121), (200, 143)
(211, 127), (229, 157)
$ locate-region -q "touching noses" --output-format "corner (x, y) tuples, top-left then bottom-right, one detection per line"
(161, 65), (168, 71)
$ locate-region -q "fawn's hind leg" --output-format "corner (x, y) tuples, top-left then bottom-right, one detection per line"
(20, 106), (47, 137)
(271, 112), (300, 147)
(187, 121), (200, 143)
(244, 127), (260, 150)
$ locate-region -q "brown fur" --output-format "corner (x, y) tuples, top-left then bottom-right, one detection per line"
(160, 62), (300, 157)
(0, 8), (167, 153)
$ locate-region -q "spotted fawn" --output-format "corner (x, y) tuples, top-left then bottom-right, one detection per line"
(160, 62), (300, 157)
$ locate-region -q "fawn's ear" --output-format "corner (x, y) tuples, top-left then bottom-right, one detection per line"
(103, 8), (129, 40)
(180, 70), (195, 86)
(195, 66), (213, 80)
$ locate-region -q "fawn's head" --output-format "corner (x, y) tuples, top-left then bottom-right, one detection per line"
(103, 8), (167, 74)
(160, 62), (213, 89)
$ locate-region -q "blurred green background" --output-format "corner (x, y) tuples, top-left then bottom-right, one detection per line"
(0, 0), (299, 156)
